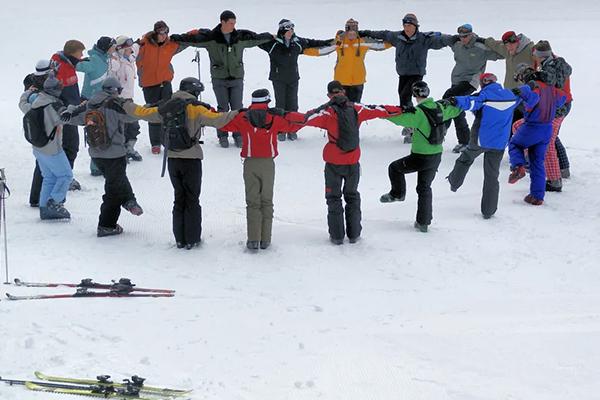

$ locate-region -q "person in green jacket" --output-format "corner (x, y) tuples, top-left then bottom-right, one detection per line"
(170, 10), (273, 148)
(381, 81), (463, 232)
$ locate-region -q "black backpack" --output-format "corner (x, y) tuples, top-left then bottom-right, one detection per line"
(22, 103), (60, 147)
(330, 100), (359, 152)
(416, 103), (447, 145)
(158, 97), (197, 151)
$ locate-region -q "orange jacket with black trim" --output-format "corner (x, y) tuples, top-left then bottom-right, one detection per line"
(304, 31), (391, 86)
(136, 31), (186, 88)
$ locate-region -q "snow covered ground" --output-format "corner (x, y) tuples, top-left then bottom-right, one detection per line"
(1, 1), (600, 399)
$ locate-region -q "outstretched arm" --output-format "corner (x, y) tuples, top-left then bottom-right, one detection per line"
(170, 29), (212, 48)
(238, 30), (275, 48)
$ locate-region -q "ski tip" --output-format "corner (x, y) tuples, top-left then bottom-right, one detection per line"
(13, 278), (22, 285)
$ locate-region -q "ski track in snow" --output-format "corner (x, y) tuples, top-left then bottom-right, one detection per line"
(2, 1), (600, 399)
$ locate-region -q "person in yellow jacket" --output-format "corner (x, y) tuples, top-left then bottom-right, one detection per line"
(304, 19), (391, 102)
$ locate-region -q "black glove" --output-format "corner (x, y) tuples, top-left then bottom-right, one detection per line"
(475, 37), (485, 44)
(79, 57), (90, 62)
(511, 87), (522, 96)
(60, 111), (72, 122)
(452, 34), (460, 42)
(439, 97), (457, 107)
(401, 105), (416, 114)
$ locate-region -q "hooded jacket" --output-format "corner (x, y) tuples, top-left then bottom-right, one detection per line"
(51, 51), (81, 105)
(123, 90), (238, 159)
(359, 29), (455, 76)
(170, 25), (272, 80)
(221, 103), (303, 158)
(450, 35), (500, 87)
(136, 32), (185, 87)
(77, 45), (111, 100)
(109, 44), (140, 99)
(19, 90), (65, 155)
(455, 82), (521, 150)
(484, 34), (535, 89)
(259, 33), (332, 83)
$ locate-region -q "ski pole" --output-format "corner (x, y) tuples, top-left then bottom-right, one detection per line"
(192, 50), (205, 137)
(0, 168), (9, 285)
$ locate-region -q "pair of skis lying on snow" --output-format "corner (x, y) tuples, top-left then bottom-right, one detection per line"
(5, 278), (175, 300)
(1, 371), (191, 398)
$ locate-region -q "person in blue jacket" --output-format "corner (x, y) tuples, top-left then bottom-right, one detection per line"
(446, 73), (521, 219)
(507, 64), (567, 205)
(76, 36), (116, 176)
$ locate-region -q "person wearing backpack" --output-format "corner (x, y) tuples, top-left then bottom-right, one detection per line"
(219, 88), (304, 251)
(446, 73), (521, 219)
(122, 77), (238, 248)
(19, 75), (73, 220)
(23, 59), (55, 208)
(295, 80), (402, 245)
(381, 81), (464, 233)
(64, 78), (147, 237)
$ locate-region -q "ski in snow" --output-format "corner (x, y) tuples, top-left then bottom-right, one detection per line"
(5, 287), (174, 301)
(13, 277), (175, 293)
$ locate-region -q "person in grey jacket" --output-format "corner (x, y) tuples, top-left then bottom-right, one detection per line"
(19, 76), (73, 220)
(65, 77), (145, 237)
(444, 24), (500, 153)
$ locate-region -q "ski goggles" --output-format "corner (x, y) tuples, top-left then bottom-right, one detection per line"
(502, 33), (519, 44)
(117, 38), (134, 50)
(156, 28), (169, 35)
(279, 21), (295, 31)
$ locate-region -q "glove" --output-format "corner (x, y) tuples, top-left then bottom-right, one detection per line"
(511, 87), (522, 96)
(79, 57), (90, 62)
(60, 111), (72, 122)
(439, 97), (457, 107)
(452, 34), (460, 42)
(401, 105), (416, 114)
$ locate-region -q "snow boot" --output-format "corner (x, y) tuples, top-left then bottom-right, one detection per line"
(414, 221), (428, 233)
(561, 168), (570, 179)
(330, 236), (343, 245)
(524, 194), (543, 206)
(219, 136), (229, 148)
(233, 135), (243, 148)
(69, 178), (81, 191)
(97, 224), (124, 237)
(452, 143), (468, 153)
(246, 240), (259, 251)
(508, 166), (526, 184)
(90, 160), (103, 176)
(545, 179), (562, 192)
(260, 241), (270, 250)
(287, 132), (298, 141)
(277, 133), (287, 142)
(380, 192), (405, 203)
(40, 199), (71, 220)
(185, 242), (200, 250)
(123, 199), (144, 216)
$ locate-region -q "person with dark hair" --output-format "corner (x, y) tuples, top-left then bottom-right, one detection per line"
(170, 10), (273, 148)
(507, 65), (567, 206)
(123, 77), (238, 248)
(137, 20), (187, 155)
(291, 80), (402, 244)
(258, 19), (332, 141)
(444, 23), (500, 153)
(381, 81), (464, 232)
(447, 73), (521, 219)
(51, 40), (86, 190)
(220, 89), (304, 251)
(359, 13), (456, 142)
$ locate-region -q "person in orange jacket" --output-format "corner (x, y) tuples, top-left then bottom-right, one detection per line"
(136, 20), (187, 154)
(304, 19), (390, 103)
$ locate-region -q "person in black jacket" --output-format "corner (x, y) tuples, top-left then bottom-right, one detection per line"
(259, 19), (332, 141)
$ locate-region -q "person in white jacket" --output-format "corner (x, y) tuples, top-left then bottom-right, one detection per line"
(110, 35), (142, 161)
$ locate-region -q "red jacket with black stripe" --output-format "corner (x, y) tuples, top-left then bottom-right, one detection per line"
(221, 103), (302, 158)
(297, 100), (402, 165)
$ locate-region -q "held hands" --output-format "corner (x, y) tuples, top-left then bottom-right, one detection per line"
(438, 97), (457, 107)
(401, 105), (416, 114)
(60, 111), (72, 122)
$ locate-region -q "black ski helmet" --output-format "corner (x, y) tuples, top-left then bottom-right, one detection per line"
(411, 81), (430, 98)
(102, 77), (123, 95)
(179, 77), (204, 98)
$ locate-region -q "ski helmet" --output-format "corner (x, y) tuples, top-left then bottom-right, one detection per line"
(102, 77), (123, 95)
(179, 77), (204, 98)
(411, 81), (430, 98)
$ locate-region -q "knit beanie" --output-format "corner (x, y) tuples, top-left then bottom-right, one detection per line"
(533, 40), (552, 58)
(96, 36), (115, 53)
(251, 88), (271, 103)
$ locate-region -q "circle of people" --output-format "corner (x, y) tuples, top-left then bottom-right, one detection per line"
(19, 10), (573, 250)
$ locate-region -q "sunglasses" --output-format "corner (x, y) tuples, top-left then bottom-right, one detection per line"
(280, 22), (295, 30)
(117, 38), (134, 49)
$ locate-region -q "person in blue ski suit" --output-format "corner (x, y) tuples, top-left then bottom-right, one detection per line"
(508, 65), (566, 205)
(447, 73), (521, 218)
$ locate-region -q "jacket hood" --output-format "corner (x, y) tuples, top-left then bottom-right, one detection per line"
(516, 34), (532, 53)
(173, 90), (197, 101)
(32, 91), (61, 108)
(88, 90), (112, 107)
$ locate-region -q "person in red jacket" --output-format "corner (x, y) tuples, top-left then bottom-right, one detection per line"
(294, 80), (402, 245)
(221, 89), (302, 251)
